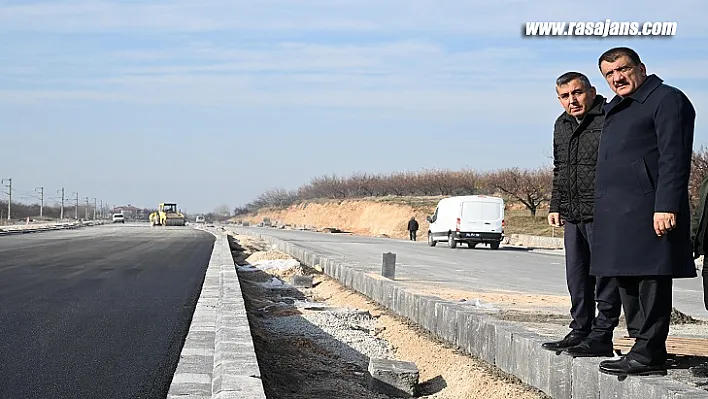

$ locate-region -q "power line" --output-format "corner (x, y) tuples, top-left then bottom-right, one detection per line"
(0, 180), (117, 221)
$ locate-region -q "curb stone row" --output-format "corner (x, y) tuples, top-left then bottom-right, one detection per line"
(167, 230), (266, 399)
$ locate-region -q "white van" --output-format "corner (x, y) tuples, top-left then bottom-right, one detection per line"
(426, 195), (505, 249)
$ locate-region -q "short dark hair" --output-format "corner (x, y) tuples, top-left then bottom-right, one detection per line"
(555, 72), (592, 90)
(598, 47), (642, 69)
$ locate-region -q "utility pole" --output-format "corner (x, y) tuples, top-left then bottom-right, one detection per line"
(84, 197), (89, 219)
(99, 200), (103, 219)
(93, 198), (97, 220)
(1, 178), (11, 220)
(58, 188), (65, 219)
(73, 192), (79, 220)
(36, 187), (44, 218)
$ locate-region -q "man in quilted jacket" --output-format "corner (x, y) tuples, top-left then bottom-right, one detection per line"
(542, 72), (625, 357)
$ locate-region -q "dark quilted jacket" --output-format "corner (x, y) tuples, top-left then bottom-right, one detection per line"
(549, 95), (606, 223)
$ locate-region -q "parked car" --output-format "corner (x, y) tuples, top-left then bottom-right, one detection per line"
(426, 195), (504, 249)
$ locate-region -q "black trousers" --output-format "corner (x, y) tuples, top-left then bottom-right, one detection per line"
(409, 230), (417, 241)
(613, 276), (673, 365)
(703, 257), (708, 310)
(564, 221), (624, 342)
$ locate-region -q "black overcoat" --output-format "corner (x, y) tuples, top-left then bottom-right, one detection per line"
(590, 74), (696, 278)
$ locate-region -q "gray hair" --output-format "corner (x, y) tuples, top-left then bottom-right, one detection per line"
(555, 72), (592, 90)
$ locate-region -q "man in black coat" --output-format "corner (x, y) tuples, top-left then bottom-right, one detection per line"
(591, 47), (696, 376)
(541, 72), (622, 357)
(407, 217), (419, 241)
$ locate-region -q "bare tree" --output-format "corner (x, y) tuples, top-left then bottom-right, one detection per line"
(487, 167), (553, 217)
(306, 175), (348, 199)
(348, 172), (377, 197)
(380, 172), (406, 196)
(256, 188), (298, 208)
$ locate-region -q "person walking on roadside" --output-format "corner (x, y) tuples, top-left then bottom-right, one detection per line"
(407, 217), (419, 241)
(690, 173), (708, 311)
(591, 47), (696, 376)
(541, 71), (624, 357)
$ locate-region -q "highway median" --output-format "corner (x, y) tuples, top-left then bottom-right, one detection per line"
(168, 227), (266, 399)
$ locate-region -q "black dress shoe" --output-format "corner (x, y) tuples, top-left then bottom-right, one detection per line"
(599, 356), (667, 376)
(565, 338), (614, 357)
(542, 331), (587, 351)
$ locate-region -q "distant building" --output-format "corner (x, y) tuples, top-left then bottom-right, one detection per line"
(112, 205), (141, 220)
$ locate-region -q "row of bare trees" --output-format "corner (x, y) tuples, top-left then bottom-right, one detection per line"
(236, 146), (708, 217)
(235, 166), (555, 216)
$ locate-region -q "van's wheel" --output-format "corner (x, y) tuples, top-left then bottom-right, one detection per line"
(448, 234), (457, 248)
(468, 242), (477, 249)
(428, 233), (436, 247)
(490, 241), (500, 250)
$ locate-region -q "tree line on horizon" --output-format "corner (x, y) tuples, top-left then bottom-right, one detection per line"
(235, 166), (554, 217)
(235, 146), (708, 218)
(4, 148), (708, 221)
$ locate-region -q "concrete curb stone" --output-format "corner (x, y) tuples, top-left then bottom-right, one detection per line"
(167, 229), (266, 399)
(230, 227), (708, 399)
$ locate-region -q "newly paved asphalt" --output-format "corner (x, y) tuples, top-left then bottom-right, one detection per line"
(0, 224), (214, 399)
(233, 226), (708, 319)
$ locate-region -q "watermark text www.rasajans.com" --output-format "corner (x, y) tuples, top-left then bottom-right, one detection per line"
(524, 20), (676, 37)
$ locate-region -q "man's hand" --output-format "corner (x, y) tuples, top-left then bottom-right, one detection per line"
(548, 212), (564, 227)
(654, 212), (677, 236)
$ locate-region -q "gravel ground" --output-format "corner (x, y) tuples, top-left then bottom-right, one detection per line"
(236, 263), (396, 398)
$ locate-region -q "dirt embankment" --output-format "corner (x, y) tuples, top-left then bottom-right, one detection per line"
(239, 198), (438, 239)
(234, 196), (545, 240)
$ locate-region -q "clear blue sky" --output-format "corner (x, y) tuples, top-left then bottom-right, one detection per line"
(0, 0), (706, 214)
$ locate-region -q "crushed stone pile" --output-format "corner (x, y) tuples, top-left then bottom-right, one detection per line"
(246, 250), (293, 263)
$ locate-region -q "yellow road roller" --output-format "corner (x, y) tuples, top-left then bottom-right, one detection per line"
(150, 202), (186, 226)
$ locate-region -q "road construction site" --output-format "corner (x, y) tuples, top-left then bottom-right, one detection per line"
(228, 232), (550, 398)
(224, 225), (708, 398)
(4, 223), (708, 398)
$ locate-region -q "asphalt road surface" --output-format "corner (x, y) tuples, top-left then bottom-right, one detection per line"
(232, 227), (707, 319)
(0, 225), (214, 399)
